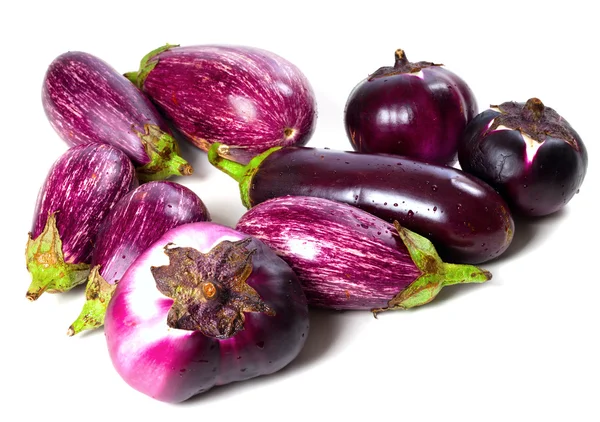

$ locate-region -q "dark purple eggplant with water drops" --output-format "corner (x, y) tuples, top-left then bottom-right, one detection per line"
(125, 44), (317, 164)
(43, 51), (192, 181)
(344, 49), (477, 166)
(26, 144), (137, 301)
(68, 181), (210, 336)
(104, 222), (309, 403)
(209, 143), (514, 264)
(458, 98), (588, 217)
(236, 196), (491, 311)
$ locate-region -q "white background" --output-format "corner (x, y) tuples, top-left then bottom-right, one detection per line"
(1, 1), (598, 420)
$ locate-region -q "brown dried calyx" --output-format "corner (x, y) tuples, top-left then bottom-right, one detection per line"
(488, 98), (579, 151)
(151, 238), (275, 339)
(368, 49), (442, 80)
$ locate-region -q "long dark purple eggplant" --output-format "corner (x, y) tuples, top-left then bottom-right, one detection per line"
(236, 196), (491, 312)
(26, 144), (137, 301)
(68, 181), (211, 336)
(209, 143), (514, 264)
(43, 51), (192, 181)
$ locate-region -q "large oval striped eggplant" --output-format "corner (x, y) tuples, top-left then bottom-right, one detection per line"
(68, 181), (211, 336)
(26, 144), (137, 301)
(125, 44), (317, 164)
(43, 51), (192, 181)
(236, 196), (492, 313)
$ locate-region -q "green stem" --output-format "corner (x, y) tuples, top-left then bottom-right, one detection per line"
(125, 43), (179, 88)
(207, 143), (281, 208)
(25, 212), (90, 301)
(136, 124), (193, 182)
(372, 222), (492, 315)
(67, 266), (117, 336)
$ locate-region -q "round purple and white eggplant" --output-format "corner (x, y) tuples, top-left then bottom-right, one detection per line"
(458, 98), (588, 217)
(43, 51), (192, 181)
(125, 44), (317, 164)
(104, 222), (309, 403)
(68, 181), (210, 336)
(236, 196), (492, 312)
(26, 144), (137, 301)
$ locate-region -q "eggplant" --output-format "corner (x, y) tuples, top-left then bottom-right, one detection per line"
(68, 181), (211, 336)
(344, 49), (477, 166)
(209, 143), (514, 264)
(104, 222), (309, 403)
(26, 144), (137, 301)
(125, 44), (317, 164)
(236, 196), (491, 311)
(43, 51), (192, 181)
(458, 98), (588, 217)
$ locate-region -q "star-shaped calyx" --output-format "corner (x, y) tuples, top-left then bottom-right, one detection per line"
(151, 238), (275, 339)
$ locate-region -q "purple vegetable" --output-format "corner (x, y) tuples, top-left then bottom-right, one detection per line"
(43, 51), (192, 181)
(68, 181), (210, 336)
(344, 49), (477, 166)
(236, 196), (491, 311)
(125, 44), (317, 164)
(104, 222), (309, 403)
(458, 98), (588, 217)
(209, 143), (514, 264)
(26, 144), (137, 301)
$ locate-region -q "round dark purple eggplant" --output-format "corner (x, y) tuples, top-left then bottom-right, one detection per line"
(26, 144), (137, 301)
(209, 143), (514, 264)
(344, 49), (477, 166)
(457, 98), (588, 217)
(68, 181), (211, 336)
(236, 196), (491, 311)
(125, 44), (317, 164)
(43, 51), (192, 181)
(104, 222), (309, 403)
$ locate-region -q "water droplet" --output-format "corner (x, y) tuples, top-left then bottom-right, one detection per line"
(523, 184), (528, 188)
(431, 185), (438, 192)
(407, 210), (414, 217)
(241, 368), (247, 372)
(577, 189), (580, 194)
(256, 341), (265, 349)
(354, 195), (359, 200)
(384, 202), (388, 206)
(180, 368), (186, 373)
(361, 223), (368, 229)
(377, 231), (381, 235)
(167, 204), (172, 208)
(433, 206), (437, 212)
(393, 203), (398, 207)
(237, 356), (242, 360)
(122, 255), (126, 259)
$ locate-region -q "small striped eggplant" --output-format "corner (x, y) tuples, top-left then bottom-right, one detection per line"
(43, 51), (192, 181)
(125, 44), (317, 164)
(236, 196), (492, 312)
(26, 144), (137, 301)
(104, 222), (309, 403)
(68, 181), (210, 336)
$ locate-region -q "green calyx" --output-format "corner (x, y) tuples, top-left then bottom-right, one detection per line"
(207, 142), (281, 208)
(371, 222), (492, 316)
(136, 124), (193, 182)
(124, 43), (179, 88)
(67, 266), (117, 336)
(25, 212), (90, 301)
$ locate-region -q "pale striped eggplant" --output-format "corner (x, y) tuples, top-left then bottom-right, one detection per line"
(43, 51), (192, 181)
(125, 44), (317, 164)
(26, 144), (137, 301)
(236, 196), (492, 313)
(68, 181), (210, 336)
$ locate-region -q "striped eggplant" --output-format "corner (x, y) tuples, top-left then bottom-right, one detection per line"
(209, 143), (514, 264)
(43, 51), (192, 181)
(104, 222), (309, 402)
(236, 196), (492, 312)
(26, 144), (137, 301)
(68, 181), (210, 336)
(125, 44), (317, 164)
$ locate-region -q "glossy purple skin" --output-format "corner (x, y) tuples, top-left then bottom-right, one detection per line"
(104, 223), (309, 403)
(140, 45), (317, 164)
(43, 51), (172, 166)
(31, 144), (137, 263)
(91, 181), (210, 284)
(236, 196), (422, 310)
(247, 147), (514, 264)
(458, 107), (588, 217)
(344, 60), (477, 166)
